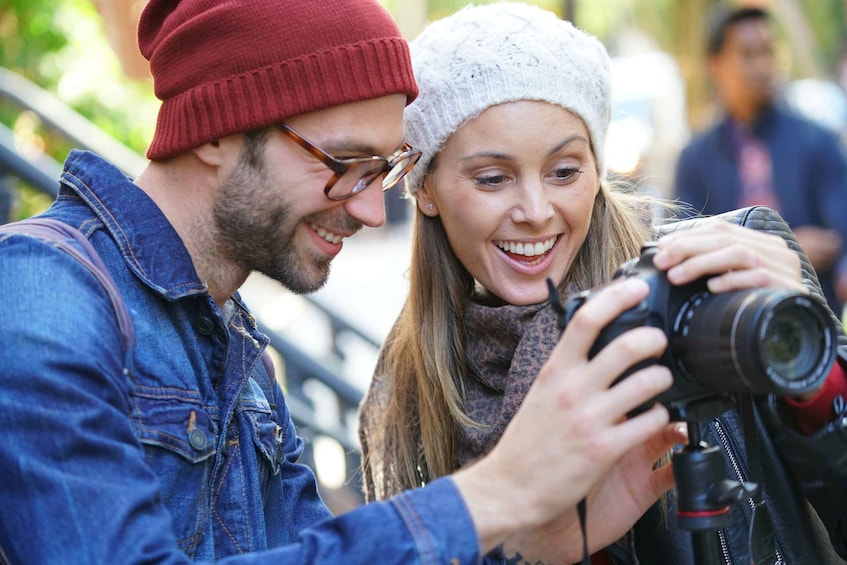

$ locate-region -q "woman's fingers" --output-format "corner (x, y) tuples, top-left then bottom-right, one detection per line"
(656, 218), (783, 258)
(638, 423), (687, 498)
(646, 457), (677, 498)
(654, 220), (803, 291)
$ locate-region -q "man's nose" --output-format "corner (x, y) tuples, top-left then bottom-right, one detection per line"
(343, 180), (387, 228)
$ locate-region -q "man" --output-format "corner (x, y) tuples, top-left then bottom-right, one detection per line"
(674, 5), (847, 317)
(0, 0), (680, 563)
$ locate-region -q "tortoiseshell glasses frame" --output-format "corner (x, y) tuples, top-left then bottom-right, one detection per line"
(276, 123), (422, 201)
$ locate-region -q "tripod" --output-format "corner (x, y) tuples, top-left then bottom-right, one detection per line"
(670, 396), (760, 565)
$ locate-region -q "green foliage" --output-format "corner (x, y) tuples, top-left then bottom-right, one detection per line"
(0, 0), (68, 77)
(424, 0), (563, 21)
(796, 0), (846, 75)
(0, 0), (157, 220)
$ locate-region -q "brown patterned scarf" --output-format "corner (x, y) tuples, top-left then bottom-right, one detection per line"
(460, 294), (639, 562)
(458, 298), (563, 466)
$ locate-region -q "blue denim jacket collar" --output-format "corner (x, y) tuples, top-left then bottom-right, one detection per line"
(58, 148), (207, 300)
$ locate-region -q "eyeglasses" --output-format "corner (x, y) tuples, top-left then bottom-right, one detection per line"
(276, 123), (422, 201)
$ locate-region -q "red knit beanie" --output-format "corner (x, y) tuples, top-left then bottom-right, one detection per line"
(138, 0), (418, 160)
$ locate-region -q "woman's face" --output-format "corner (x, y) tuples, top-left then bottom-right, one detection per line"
(419, 100), (600, 305)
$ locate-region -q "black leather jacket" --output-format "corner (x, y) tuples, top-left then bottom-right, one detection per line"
(621, 207), (847, 564)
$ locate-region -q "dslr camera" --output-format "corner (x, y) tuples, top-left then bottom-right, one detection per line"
(560, 242), (837, 420)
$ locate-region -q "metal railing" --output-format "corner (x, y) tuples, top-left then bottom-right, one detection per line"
(0, 66), (370, 511)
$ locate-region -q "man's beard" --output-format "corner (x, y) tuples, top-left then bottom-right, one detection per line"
(212, 152), (338, 295)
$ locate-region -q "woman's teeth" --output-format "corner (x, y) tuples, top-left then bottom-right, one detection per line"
(495, 236), (557, 257)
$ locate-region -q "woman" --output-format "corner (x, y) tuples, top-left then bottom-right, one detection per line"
(359, 3), (847, 564)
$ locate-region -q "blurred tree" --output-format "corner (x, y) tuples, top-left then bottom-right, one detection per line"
(0, 0), (156, 220)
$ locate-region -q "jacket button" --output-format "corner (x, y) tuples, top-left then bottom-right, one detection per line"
(196, 315), (215, 336)
(188, 428), (208, 451)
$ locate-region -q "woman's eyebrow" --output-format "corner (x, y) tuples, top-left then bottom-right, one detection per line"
(547, 134), (590, 157)
(457, 134), (590, 163)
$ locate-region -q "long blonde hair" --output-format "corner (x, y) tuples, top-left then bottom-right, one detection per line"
(361, 178), (660, 501)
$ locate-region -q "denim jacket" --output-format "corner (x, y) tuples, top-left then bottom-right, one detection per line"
(0, 150), (479, 564)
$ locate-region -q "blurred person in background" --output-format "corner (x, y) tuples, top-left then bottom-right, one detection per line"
(674, 5), (847, 318)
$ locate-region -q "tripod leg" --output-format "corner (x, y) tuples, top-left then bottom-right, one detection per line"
(692, 530), (724, 565)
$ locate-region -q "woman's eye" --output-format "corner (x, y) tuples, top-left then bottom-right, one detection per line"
(474, 174), (510, 188)
(550, 167), (584, 183)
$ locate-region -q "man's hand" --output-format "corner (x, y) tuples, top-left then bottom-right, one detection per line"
(453, 278), (674, 556)
(792, 226), (842, 272)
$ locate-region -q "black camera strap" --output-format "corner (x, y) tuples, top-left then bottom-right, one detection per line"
(577, 497), (590, 565)
(546, 279), (592, 564)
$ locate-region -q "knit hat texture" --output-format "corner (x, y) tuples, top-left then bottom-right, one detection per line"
(403, 2), (611, 195)
(138, 0), (418, 160)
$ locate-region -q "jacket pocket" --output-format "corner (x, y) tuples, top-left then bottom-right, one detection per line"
(129, 386), (218, 558)
(130, 386), (218, 463)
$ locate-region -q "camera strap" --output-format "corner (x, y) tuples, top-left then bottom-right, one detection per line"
(577, 497), (590, 565)
(547, 279), (592, 564)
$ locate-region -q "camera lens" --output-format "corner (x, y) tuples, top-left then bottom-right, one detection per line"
(762, 305), (822, 381)
(672, 289), (835, 397)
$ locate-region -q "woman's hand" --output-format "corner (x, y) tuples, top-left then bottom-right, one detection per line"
(500, 421), (687, 564)
(653, 219), (804, 293)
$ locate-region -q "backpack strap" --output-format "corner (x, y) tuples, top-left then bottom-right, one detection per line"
(0, 218), (135, 368)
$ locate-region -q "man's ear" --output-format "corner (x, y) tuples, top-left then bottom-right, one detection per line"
(194, 132), (248, 168)
(706, 53), (723, 83)
(192, 139), (225, 167)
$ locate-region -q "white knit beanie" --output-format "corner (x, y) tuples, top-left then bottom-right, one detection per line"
(403, 1), (611, 196)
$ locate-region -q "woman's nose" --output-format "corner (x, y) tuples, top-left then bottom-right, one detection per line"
(512, 179), (554, 226)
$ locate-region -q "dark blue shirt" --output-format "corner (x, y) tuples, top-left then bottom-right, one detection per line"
(674, 103), (847, 315)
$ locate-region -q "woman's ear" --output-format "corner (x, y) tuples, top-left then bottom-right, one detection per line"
(416, 179), (440, 217)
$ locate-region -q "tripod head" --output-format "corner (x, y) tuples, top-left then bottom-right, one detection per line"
(674, 426), (760, 531)
(672, 396), (761, 565)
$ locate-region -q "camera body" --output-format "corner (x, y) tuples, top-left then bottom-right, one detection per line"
(562, 242), (837, 420)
